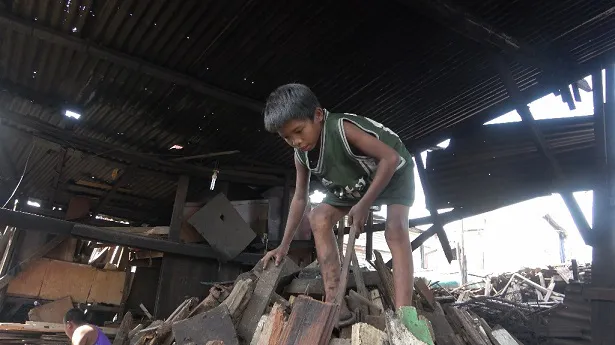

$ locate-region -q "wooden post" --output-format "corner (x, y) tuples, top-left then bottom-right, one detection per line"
(591, 65), (615, 344)
(366, 211), (374, 262)
(155, 175), (190, 318)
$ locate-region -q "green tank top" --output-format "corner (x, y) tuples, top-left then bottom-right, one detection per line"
(295, 110), (413, 202)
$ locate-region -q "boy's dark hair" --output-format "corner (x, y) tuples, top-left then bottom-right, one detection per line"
(64, 308), (86, 325)
(263, 83), (320, 133)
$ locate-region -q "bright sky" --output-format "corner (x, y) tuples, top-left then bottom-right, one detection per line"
(310, 73), (599, 273)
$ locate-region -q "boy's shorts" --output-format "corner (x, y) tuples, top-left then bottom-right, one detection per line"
(322, 165), (415, 208)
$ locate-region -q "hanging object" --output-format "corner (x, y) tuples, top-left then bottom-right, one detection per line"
(210, 169), (219, 190)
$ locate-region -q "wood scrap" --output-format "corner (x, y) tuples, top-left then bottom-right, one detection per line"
(492, 326), (521, 345)
(237, 257), (298, 343)
(189, 284), (231, 317)
(350, 253), (369, 316)
(351, 322), (387, 345)
(172, 304), (239, 345)
(373, 250), (395, 309)
(348, 290), (383, 315)
(140, 304), (154, 320)
(277, 295), (336, 345)
(220, 277), (256, 323)
(27, 296), (73, 323)
(113, 311), (134, 345)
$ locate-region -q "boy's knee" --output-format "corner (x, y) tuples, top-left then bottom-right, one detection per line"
(385, 220), (409, 244)
(308, 208), (334, 233)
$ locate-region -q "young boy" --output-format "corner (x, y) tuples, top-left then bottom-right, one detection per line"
(63, 308), (112, 345)
(261, 83), (415, 325)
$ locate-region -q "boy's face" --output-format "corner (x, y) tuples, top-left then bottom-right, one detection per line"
(278, 108), (324, 152)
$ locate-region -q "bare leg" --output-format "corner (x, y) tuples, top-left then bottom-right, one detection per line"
(308, 204), (353, 322)
(386, 204), (414, 308)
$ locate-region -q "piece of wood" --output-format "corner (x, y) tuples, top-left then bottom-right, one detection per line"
(284, 271), (381, 295)
(154, 298), (199, 345)
(88, 268), (126, 304)
(373, 251), (395, 309)
(364, 315), (386, 332)
(140, 304), (154, 320)
(205, 341), (225, 345)
(337, 221), (345, 262)
(269, 293), (291, 312)
(351, 322), (387, 345)
(543, 279), (556, 302)
(220, 277), (256, 323)
(422, 303), (462, 345)
(537, 272), (546, 288)
(113, 311), (133, 345)
(476, 316), (502, 345)
(129, 324), (144, 340)
(446, 308), (489, 345)
(484, 277), (492, 297)
(237, 257), (299, 343)
(189, 285), (231, 317)
(414, 279), (435, 309)
(278, 296), (337, 345)
(0, 321), (117, 335)
(250, 315), (269, 345)
(187, 193), (256, 261)
(350, 253), (370, 316)
(348, 290), (383, 315)
(7, 258), (126, 304)
(330, 339), (351, 345)
(385, 310), (428, 345)
(27, 296), (73, 323)
(369, 289), (385, 312)
(172, 304), (239, 345)
(257, 303), (285, 345)
(555, 266), (573, 284)
(492, 326), (520, 345)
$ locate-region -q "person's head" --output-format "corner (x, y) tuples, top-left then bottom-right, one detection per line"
(64, 308), (86, 338)
(263, 83), (324, 152)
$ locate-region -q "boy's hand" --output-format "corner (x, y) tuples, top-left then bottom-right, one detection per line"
(261, 245), (289, 270)
(347, 202), (369, 237)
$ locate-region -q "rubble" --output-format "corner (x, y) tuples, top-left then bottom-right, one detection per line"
(0, 255), (592, 345)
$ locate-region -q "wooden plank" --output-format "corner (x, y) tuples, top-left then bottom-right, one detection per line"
(423, 303), (462, 345)
(414, 279), (435, 309)
(87, 269), (126, 305)
(112, 311), (133, 345)
(373, 251), (395, 308)
(172, 304), (239, 345)
(0, 321), (117, 335)
(27, 296), (73, 323)
(169, 175), (190, 242)
(351, 322), (387, 345)
(237, 257), (299, 343)
(257, 303), (285, 345)
(220, 277), (255, 323)
(384, 310), (428, 345)
(187, 193), (256, 261)
(278, 296), (336, 345)
(284, 271), (381, 295)
(543, 279), (556, 302)
(7, 259), (125, 304)
(491, 326), (520, 345)
(350, 253), (369, 315)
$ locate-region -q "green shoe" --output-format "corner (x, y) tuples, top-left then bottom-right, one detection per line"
(396, 306), (434, 345)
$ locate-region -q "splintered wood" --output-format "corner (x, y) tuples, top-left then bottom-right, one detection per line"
(277, 295), (337, 345)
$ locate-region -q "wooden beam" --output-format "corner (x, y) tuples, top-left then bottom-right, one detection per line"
(169, 175), (190, 242)
(414, 152), (453, 263)
(495, 58), (593, 245)
(0, 109), (282, 186)
(91, 163), (139, 218)
(0, 12), (263, 113)
(0, 209), (262, 264)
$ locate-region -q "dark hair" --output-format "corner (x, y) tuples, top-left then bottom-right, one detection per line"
(263, 83), (320, 133)
(64, 308), (86, 325)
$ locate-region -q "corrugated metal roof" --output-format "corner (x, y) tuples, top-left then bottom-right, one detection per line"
(426, 116), (596, 214)
(0, 0), (612, 222)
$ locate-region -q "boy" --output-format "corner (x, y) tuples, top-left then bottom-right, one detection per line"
(261, 83), (415, 326)
(64, 308), (112, 345)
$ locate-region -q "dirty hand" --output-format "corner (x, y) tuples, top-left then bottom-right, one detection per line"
(261, 245), (289, 270)
(347, 202), (369, 237)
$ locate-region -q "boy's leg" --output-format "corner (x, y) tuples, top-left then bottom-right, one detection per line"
(308, 203), (349, 302)
(386, 204), (414, 308)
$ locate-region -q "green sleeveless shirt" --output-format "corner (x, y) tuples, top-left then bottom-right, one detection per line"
(295, 110), (415, 207)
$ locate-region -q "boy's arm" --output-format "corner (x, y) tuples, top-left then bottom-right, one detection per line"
(343, 121), (400, 227)
(262, 156), (309, 268)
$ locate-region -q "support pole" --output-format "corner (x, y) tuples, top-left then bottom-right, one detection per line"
(495, 58), (593, 244)
(591, 65), (615, 345)
(414, 152), (454, 263)
(365, 211), (374, 262)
